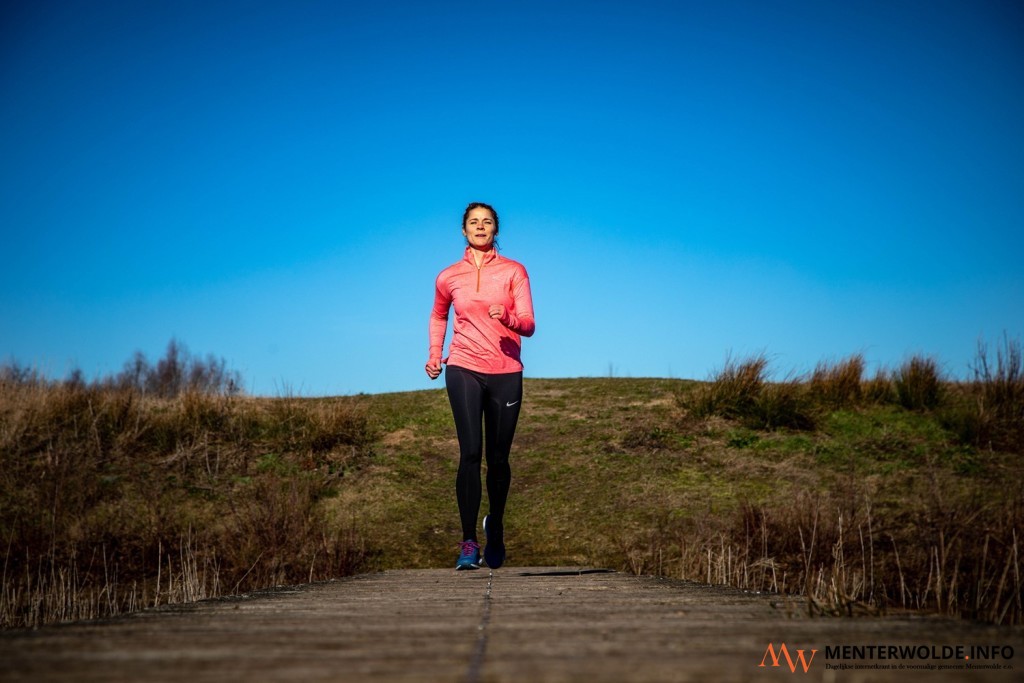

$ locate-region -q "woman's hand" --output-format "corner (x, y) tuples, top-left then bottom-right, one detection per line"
(488, 304), (507, 323)
(425, 359), (442, 380)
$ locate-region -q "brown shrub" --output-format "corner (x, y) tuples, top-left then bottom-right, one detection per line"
(894, 356), (944, 410)
(809, 354), (865, 409)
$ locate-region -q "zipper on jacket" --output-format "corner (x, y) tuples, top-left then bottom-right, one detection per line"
(470, 249), (492, 292)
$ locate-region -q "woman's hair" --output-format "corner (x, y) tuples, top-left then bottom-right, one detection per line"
(462, 201), (499, 235)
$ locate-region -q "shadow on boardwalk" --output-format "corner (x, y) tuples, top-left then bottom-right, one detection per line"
(2, 568), (1021, 682)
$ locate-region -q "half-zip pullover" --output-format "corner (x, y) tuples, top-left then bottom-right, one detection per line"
(430, 246), (535, 374)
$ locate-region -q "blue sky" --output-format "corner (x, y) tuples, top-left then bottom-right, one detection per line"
(2, 0), (1022, 396)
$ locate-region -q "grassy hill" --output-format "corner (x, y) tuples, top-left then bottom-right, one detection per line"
(340, 375), (1021, 619)
(2, 354), (1022, 628)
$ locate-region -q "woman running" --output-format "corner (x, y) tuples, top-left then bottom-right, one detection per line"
(425, 202), (536, 570)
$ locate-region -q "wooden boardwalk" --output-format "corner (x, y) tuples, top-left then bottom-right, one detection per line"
(2, 568), (1021, 682)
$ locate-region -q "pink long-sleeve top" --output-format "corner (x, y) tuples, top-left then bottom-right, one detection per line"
(429, 246), (535, 374)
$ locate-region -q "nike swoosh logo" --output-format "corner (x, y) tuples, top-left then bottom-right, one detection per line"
(506, 401), (520, 407)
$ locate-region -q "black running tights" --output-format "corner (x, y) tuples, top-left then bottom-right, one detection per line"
(445, 365), (523, 541)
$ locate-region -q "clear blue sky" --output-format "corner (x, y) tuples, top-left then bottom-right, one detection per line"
(2, 0), (1022, 396)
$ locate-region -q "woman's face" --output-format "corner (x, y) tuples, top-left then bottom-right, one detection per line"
(463, 207), (497, 250)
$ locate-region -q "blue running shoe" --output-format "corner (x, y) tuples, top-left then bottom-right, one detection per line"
(456, 540), (481, 570)
(483, 515), (505, 569)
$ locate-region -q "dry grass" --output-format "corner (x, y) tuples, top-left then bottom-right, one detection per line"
(685, 353), (816, 430)
(687, 353), (768, 422)
(3, 339), (1023, 629)
(0, 378), (374, 629)
(948, 334), (1024, 453)
(643, 347), (1022, 624)
(894, 356), (944, 410)
(809, 354), (864, 409)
